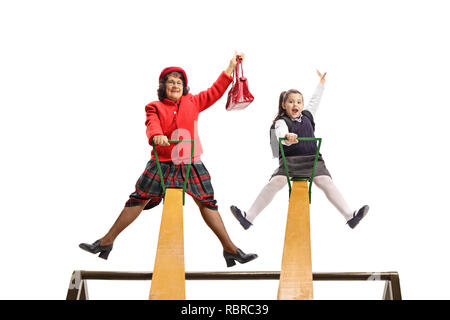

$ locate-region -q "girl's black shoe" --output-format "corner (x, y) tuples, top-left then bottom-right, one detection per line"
(223, 248), (258, 267)
(79, 239), (113, 260)
(346, 205), (369, 229)
(230, 205), (252, 230)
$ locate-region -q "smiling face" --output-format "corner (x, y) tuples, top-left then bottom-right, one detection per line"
(282, 92), (304, 119)
(165, 73), (184, 101)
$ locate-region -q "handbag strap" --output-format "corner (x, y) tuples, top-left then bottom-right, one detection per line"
(232, 56), (244, 81)
(238, 55), (244, 77)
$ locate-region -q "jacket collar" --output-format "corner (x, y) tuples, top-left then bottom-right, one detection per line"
(163, 96), (182, 106)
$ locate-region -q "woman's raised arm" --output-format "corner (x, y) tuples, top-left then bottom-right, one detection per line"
(195, 52), (245, 112)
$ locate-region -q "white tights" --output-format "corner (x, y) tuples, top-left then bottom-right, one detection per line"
(246, 175), (354, 223)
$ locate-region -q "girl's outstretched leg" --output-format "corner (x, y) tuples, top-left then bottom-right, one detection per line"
(246, 175), (287, 223)
(313, 175), (353, 220)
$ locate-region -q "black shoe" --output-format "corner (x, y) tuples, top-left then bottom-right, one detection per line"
(223, 248), (258, 267)
(346, 205), (369, 229)
(230, 205), (252, 230)
(79, 239), (113, 260)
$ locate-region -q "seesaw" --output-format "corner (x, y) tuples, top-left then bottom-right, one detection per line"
(148, 139), (193, 300)
(67, 138), (402, 300)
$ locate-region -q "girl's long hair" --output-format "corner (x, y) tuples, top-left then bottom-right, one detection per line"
(272, 89), (303, 124)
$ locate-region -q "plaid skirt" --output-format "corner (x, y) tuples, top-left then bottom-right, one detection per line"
(125, 160), (218, 211)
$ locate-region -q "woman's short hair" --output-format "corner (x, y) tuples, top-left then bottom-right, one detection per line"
(157, 71), (190, 101)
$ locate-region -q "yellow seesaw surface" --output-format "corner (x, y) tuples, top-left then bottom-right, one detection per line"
(277, 180), (313, 300)
(149, 188), (185, 300)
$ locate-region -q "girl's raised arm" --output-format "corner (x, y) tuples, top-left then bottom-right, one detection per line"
(317, 70), (327, 85)
(304, 70), (327, 117)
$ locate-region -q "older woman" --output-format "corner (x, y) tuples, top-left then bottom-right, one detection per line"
(79, 53), (257, 267)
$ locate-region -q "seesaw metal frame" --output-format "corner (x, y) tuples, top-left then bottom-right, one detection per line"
(66, 270), (402, 300)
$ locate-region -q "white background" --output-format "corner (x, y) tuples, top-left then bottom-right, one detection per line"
(1, 0), (449, 300)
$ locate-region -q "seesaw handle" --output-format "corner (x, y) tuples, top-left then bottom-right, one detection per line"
(278, 137), (322, 203)
(151, 139), (196, 205)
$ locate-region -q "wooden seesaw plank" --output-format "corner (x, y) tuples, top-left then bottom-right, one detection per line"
(277, 180), (313, 300)
(149, 188), (185, 300)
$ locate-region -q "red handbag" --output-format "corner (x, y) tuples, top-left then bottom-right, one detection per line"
(225, 56), (254, 111)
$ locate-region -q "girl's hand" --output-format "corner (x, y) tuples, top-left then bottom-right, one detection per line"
(225, 51), (245, 76)
(285, 133), (299, 144)
(153, 135), (170, 146)
(317, 70), (327, 85)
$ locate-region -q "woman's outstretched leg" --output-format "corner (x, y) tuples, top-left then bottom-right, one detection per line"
(194, 199), (238, 254)
(79, 200), (150, 259)
(194, 198), (258, 267)
(99, 200), (151, 246)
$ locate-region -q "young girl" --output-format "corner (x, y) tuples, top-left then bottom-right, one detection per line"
(230, 70), (369, 230)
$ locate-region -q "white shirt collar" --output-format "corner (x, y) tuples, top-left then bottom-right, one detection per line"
(292, 114), (303, 122)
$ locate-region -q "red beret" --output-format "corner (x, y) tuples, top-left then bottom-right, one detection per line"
(159, 66), (188, 85)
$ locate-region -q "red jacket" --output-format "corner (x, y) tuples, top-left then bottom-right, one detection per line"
(145, 71), (233, 163)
